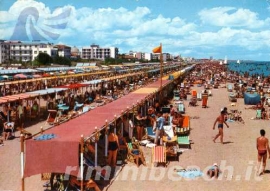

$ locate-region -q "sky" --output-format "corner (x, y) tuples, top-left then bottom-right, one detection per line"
(1, 0), (270, 61)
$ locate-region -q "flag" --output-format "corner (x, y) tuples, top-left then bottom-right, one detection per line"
(152, 45), (162, 53)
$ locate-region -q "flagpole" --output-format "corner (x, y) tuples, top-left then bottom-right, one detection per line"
(160, 43), (163, 102)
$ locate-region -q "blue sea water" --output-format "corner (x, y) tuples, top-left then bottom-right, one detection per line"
(227, 61), (270, 77)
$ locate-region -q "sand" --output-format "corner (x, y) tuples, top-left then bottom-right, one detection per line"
(1, 82), (270, 191)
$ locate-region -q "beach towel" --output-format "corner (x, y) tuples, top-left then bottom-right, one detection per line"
(177, 169), (203, 179)
(34, 134), (57, 141)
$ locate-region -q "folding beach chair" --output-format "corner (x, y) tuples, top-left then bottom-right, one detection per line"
(46, 110), (58, 125)
(197, 93), (202, 101)
(143, 127), (156, 141)
(163, 125), (174, 138)
(152, 146), (167, 167)
(256, 109), (262, 119)
(202, 93), (208, 108)
(82, 106), (90, 113)
(177, 136), (191, 149)
(74, 101), (84, 111)
(178, 102), (185, 114)
(176, 116), (190, 136)
(126, 142), (146, 167)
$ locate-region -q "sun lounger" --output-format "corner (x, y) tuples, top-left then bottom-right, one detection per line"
(177, 136), (191, 149)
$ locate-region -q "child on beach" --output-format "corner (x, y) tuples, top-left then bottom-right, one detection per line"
(213, 110), (229, 144)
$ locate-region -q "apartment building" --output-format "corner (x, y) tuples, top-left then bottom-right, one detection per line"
(54, 45), (71, 58)
(81, 44), (118, 60)
(0, 41), (70, 64)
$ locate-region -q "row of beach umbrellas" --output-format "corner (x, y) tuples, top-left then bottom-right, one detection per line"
(0, 71), (75, 81)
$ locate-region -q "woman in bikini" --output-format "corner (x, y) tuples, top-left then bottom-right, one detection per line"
(256, 129), (270, 175)
(213, 110), (229, 144)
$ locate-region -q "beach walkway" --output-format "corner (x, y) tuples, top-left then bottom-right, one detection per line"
(1, 82), (270, 191)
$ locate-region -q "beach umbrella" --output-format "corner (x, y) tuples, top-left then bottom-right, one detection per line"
(14, 73), (27, 79)
(1, 75), (9, 79)
(42, 73), (50, 77)
(33, 74), (42, 78)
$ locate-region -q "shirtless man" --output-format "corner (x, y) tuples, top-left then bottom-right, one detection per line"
(213, 110), (229, 144)
(256, 129), (270, 175)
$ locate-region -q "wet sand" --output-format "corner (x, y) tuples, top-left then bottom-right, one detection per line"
(1, 82), (270, 191)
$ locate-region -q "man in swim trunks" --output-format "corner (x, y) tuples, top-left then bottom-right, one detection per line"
(213, 110), (229, 144)
(256, 129), (270, 175)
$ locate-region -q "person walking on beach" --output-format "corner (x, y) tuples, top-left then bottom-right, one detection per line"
(213, 110), (229, 144)
(256, 129), (270, 175)
(155, 111), (165, 145)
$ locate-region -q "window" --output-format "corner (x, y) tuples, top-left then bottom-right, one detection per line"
(34, 51), (37, 54)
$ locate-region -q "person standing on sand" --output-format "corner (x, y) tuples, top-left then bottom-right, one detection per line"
(256, 129), (270, 175)
(213, 110), (229, 144)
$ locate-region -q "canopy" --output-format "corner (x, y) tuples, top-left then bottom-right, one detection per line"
(28, 88), (68, 96)
(0, 93), (39, 104)
(24, 78), (171, 177)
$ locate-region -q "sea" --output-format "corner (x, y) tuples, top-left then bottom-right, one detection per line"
(227, 61), (270, 77)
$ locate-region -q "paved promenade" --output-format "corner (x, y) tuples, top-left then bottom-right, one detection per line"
(1, 82), (270, 191)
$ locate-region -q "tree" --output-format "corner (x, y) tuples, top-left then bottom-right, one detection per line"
(54, 55), (71, 66)
(35, 53), (53, 65)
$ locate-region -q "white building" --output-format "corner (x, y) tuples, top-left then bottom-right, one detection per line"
(0, 41), (71, 64)
(32, 43), (57, 61)
(81, 44), (118, 60)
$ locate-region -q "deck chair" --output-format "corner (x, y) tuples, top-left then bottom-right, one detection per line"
(202, 93), (208, 108)
(74, 101), (84, 111)
(152, 146), (167, 167)
(178, 102), (185, 113)
(82, 106), (90, 113)
(126, 142), (146, 167)
(46, 110), (58, 125)
(197, 93), (202, 101)
(176, 116), (190, 135)
(256, 109), (262, 119)
(177, 136), (191, 149)
(163, 125), (174, 138)
(143, 127), (156, 141)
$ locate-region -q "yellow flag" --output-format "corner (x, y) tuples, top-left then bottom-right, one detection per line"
(152, 45), (162, 53)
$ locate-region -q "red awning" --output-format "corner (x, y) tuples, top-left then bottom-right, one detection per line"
(57, 84), (88, 89)
(24, 79), (171, 177)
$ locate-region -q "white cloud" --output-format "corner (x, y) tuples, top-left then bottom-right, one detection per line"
(199, 7), (269, 29)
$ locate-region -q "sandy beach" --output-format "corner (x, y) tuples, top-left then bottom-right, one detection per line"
(1, 81), (270, 191)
